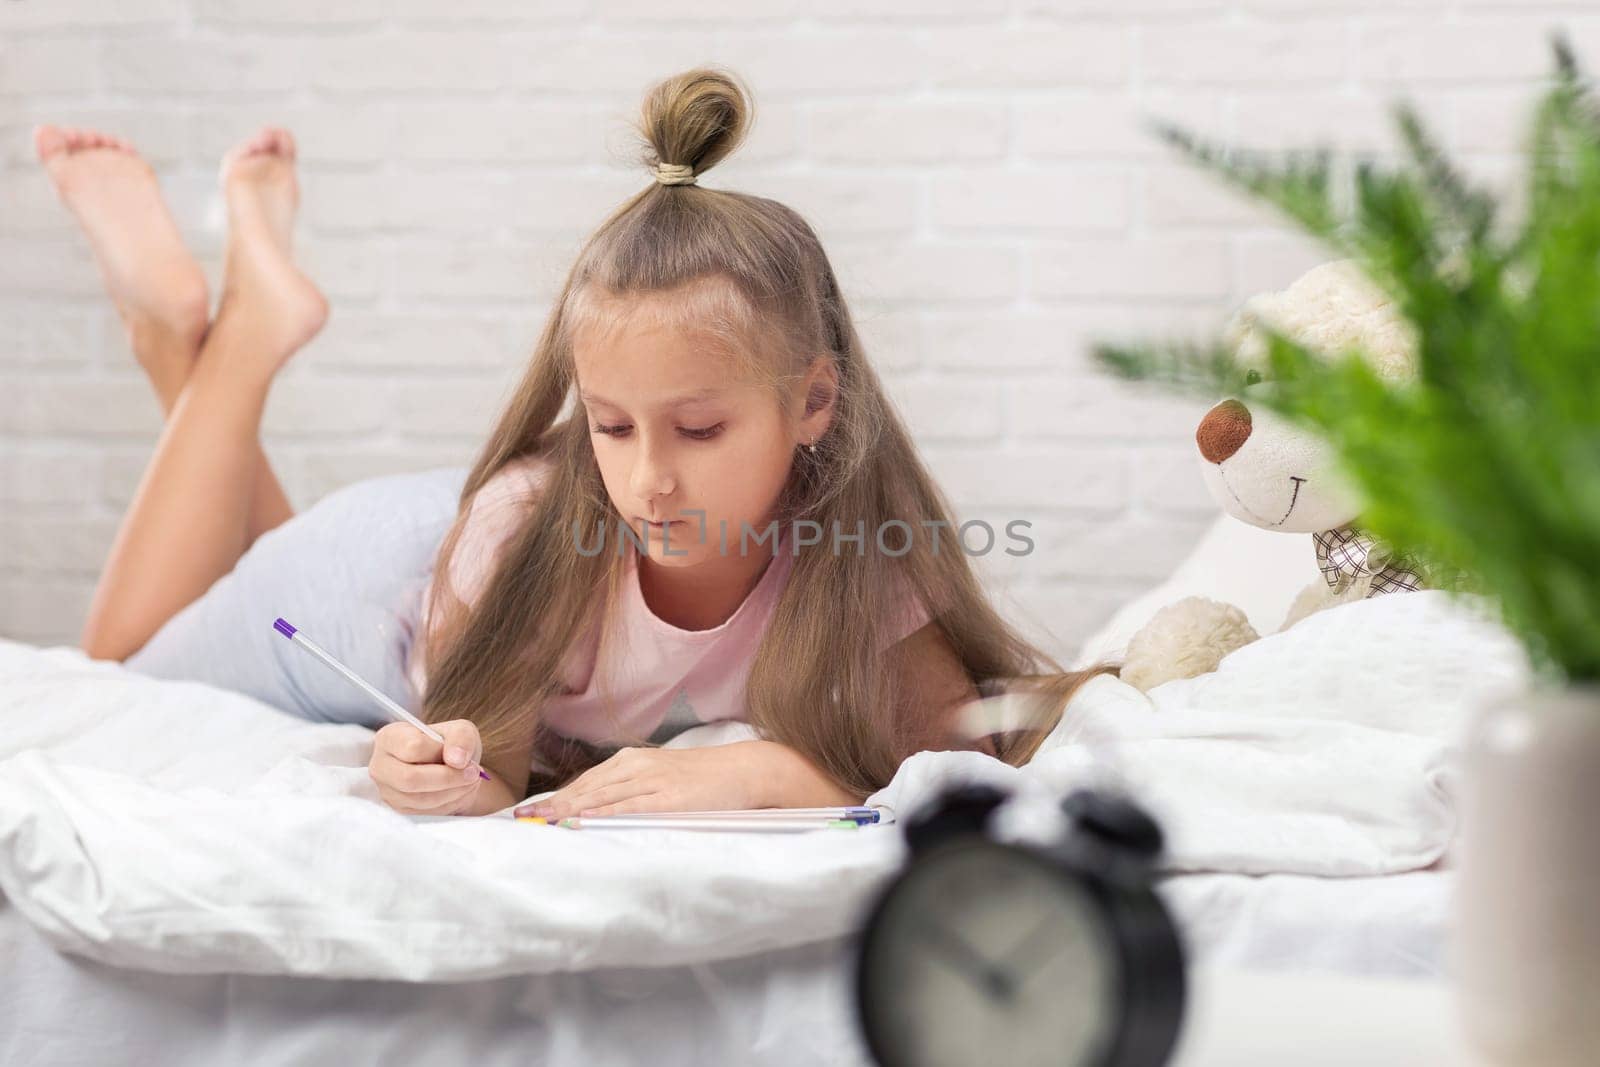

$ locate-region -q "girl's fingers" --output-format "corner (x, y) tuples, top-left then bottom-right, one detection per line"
(576, 793), (667, 818)
(376, 752), (482, 793)
(430, 720), (481, 770)
(557, 778), (659, 817)
(378, 722), (443, 763)
(563, 758), (623, 792)
(410, 784), (480, 814)
(536, 774), (618, 814)
(517, 750), (649, 817)
(374, 768), (479, 805)
(378, 783), (476, 815)
(554, 758), (637, 800)
(385, 777), (479, 806)
(434, 720), (482, 768)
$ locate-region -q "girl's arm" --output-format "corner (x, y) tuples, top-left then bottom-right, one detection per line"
(750, 741), (869, 807)
(513, 623), (994, 818)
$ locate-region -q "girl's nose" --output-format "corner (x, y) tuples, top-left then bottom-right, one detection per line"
(628, 441), (677, 500)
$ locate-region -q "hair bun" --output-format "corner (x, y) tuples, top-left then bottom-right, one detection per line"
(634, 66), (753, 186)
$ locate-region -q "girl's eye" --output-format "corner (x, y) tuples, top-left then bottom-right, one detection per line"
(680, 423), (724, 441)
(589, 423), (725, 441)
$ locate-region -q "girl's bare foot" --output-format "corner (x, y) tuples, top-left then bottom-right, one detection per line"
(33, 124), (210, 388)
(214, 126), (327, 374)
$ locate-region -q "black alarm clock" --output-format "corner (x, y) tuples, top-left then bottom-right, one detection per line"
(854, 783), (1186, 1067)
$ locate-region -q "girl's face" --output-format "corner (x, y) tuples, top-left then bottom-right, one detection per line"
(573, 315), (834, 570)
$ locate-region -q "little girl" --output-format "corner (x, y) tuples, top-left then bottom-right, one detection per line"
(50, 68), (1114, 819)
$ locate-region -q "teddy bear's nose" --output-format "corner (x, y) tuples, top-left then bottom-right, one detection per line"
(1196, 399), (1252, 464)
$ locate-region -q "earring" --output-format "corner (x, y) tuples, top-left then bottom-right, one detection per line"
(806, 440), (817, 454)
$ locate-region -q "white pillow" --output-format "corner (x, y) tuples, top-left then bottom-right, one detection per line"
(1070, 512), (1322, 669)
(124, 467), (469, 726)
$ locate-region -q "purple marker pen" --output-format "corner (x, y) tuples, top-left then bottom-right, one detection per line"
(273, 617), (490, 782)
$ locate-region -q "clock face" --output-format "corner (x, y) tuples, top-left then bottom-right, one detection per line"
(859, 839), (1121, 1067)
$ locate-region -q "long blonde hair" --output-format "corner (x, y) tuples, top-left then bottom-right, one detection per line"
(419, 66), (1117, 798)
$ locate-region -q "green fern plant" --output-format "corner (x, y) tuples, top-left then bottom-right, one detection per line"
(1094, 35), (1600, 684)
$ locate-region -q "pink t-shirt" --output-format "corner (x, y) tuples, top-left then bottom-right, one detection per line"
(405, 454), (932, 766)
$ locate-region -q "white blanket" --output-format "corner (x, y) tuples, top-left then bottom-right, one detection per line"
(0, 591), (1528, 981)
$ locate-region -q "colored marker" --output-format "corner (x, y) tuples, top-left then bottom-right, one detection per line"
(553, 815), (863, 832)
(583, 806), (881, 823)
(513, 803), (882, 823)
(272, 617), (491, 782)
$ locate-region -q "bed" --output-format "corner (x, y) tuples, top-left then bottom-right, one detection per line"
(0, 510), (1527, 1065)
(0, 871), (1454, 1067)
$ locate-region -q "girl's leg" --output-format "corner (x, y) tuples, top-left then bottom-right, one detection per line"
(33, 125), (297, 552)
(133, 319), (297, 547)
(72, 126), (328, 661)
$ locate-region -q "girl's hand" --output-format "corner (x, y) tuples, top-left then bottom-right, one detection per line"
(514, 741), (774, 820)
(369, 718), (486, 815)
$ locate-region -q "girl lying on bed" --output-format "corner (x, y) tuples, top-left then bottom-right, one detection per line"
(47, 67), (1114, 819)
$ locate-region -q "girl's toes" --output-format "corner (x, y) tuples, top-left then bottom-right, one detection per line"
(33, 125), (69, 162)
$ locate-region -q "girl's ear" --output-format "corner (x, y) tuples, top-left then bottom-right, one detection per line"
(795, 354), (839, 444)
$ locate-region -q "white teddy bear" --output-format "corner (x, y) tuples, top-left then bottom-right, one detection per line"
(1118, 259), (1428, 692)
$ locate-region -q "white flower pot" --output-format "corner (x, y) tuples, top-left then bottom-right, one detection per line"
(1457, 683), (1600, 1067)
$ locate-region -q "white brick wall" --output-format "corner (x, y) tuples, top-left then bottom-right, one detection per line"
(1, 0), (1590, 657)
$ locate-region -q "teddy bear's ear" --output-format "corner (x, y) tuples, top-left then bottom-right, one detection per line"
(1221, 304), (1271, 372)
(1227, 259), (1423, 384)
(1220, 306), (1250, 346)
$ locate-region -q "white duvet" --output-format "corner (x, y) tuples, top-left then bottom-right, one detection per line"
(0, 590), (1529, 982)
